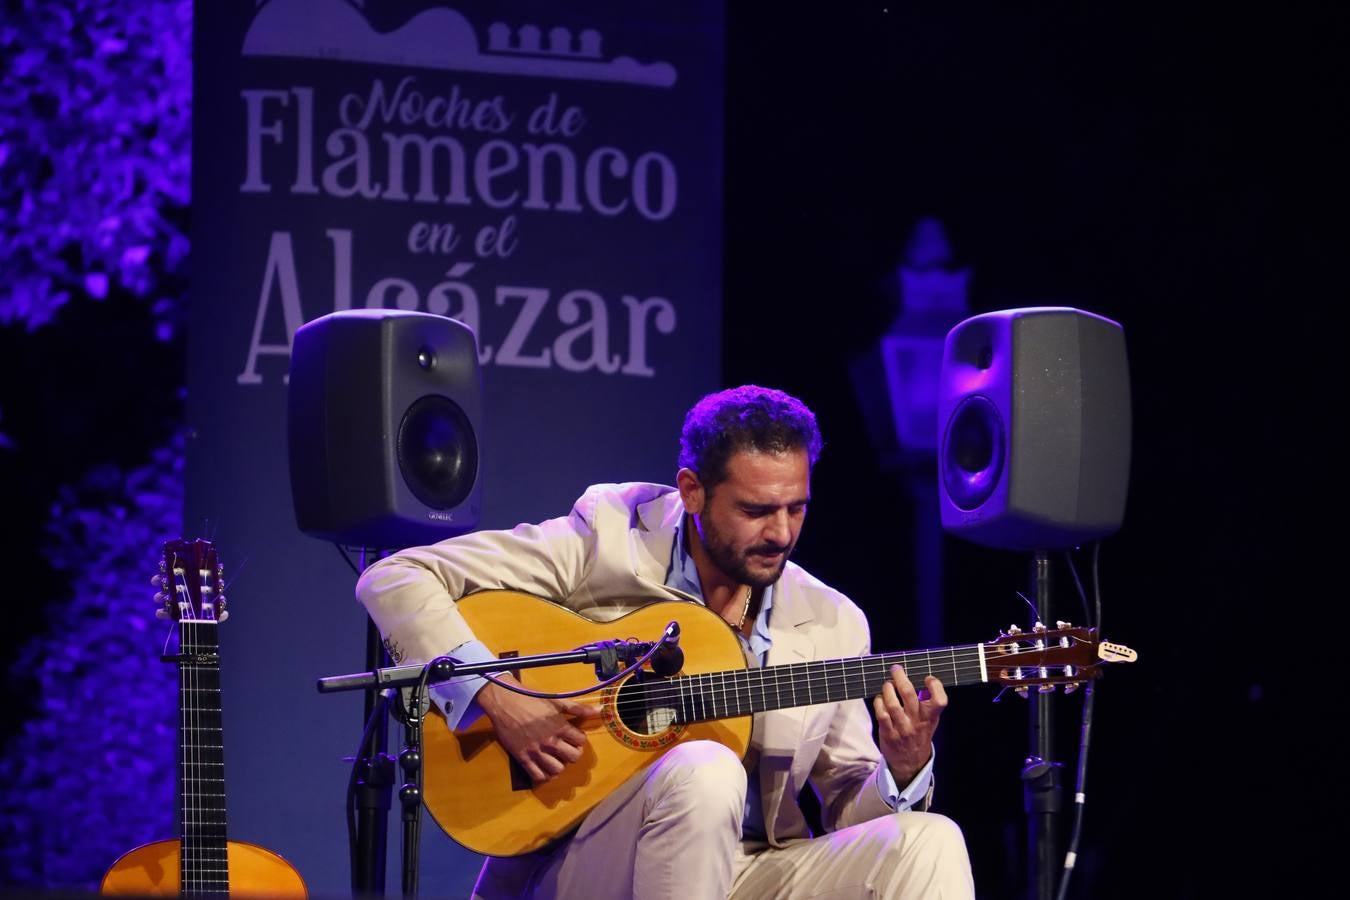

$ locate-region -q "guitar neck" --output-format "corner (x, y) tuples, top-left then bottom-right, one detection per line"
(668, 644), (989, 725)
(178, 619), (229, 894)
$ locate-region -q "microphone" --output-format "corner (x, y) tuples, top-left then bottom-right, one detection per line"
(649, 621), (683, 676)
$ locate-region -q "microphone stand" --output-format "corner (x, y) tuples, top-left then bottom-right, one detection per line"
(395, 684), (426, 900)
(318, 632), (677, 695)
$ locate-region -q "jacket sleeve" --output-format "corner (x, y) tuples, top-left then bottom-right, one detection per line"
(354, 493), (598, 667)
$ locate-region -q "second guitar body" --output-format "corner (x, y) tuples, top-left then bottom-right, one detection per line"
(101, 839), (306, 897)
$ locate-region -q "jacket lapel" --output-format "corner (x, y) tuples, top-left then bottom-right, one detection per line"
(630, 490), (698, 599)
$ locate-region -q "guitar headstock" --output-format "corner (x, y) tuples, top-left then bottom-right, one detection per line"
(154, 538), (228, 623)
(985, 621), (1136, 696)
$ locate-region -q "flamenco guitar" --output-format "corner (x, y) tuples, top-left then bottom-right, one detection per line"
(421, 590), (1137, 858)
(101, 539), (306, 897)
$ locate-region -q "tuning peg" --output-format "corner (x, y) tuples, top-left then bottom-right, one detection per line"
(1015, 686), (1030, 699)
(155, 608), (172, 620)
(1038, 684), (1055, 694)
(1056, 619), (1072, 629)
(1032, 621), (1047, 633)
(151, 574), (163, 588)
(218, 610), (230, 622)
(1007, 624), (1023, 636)
(1063, 682), (1080, 695)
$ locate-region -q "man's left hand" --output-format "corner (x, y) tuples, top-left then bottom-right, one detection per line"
(873, 664), (948, 785)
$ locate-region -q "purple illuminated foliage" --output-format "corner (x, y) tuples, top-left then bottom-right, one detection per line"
(0, 0), (191, 888)
(0, 441), (184, 887)
(0, 0), (191, 334)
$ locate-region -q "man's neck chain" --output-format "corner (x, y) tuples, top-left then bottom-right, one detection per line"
(734, 584), (753, 630)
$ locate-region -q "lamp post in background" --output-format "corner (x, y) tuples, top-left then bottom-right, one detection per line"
(850, 217), (971, 648)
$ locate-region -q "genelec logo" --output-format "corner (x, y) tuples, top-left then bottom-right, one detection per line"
(427, 511), (456, 521)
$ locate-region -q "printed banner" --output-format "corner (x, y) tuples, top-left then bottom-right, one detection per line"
(189, 2), (723, 893)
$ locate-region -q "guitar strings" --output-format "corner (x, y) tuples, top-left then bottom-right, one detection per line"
(622, 661), (986, 709)
(614, 647), (989, 707)
(177, 558), (229, 892)
(609, 643), (1080, 723)
(616, 638), (1090, 706)
(613, 666), (990, 725)
(177, 560), (197, 890)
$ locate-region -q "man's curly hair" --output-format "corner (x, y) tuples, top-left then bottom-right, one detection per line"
(678, 385), (823, 491)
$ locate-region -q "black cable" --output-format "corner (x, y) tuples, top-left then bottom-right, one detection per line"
(1063, 547), (1093, 627)
(1091, 542), (1102, 634)
(1055, 682), (1095, 900)
(1054, 541), (1104, 899)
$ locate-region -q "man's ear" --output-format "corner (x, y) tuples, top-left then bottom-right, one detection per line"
(676, 467), (705, 515)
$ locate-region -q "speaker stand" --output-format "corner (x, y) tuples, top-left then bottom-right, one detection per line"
(353, 614), (394, 896)
(1023, 551), (1064, 900)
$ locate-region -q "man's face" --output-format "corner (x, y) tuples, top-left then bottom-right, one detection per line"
(682, 448), (811, 588)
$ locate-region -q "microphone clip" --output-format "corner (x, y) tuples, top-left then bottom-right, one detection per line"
(583, 621), (683, 681)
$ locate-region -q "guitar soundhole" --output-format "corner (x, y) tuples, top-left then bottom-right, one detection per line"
(615, 675), (678, 736)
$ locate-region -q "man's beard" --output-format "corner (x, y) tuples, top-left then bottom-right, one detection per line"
(698, 517), (792, 588)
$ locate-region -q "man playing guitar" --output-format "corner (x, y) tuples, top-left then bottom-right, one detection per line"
(358, 385), (975, 898)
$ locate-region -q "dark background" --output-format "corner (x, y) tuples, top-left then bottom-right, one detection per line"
(1, 2), (1338, 896)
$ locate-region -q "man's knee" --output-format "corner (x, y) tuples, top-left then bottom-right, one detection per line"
(645, 739), (747, 815)
(890, 811), (973, 889)
(890, 811), (968, 857)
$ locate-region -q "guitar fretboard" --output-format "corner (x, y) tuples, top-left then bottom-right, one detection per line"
(179, 619), (229, 895)
(646, 645), (988, 725)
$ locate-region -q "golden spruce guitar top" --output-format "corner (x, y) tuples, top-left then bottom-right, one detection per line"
(422, 590), (1135, 858)
(101, 539), (306, 897)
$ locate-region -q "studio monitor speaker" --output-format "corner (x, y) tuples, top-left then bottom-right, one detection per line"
(287, 310), (483, 548)
(938, 307), (1130, 550)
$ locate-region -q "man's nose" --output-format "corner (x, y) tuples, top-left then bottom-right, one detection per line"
(763, 509), (791, 546)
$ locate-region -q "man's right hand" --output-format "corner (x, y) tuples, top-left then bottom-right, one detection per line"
(476, 676), (599, 784)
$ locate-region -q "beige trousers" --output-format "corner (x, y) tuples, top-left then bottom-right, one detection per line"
(472, 741), (974, 900)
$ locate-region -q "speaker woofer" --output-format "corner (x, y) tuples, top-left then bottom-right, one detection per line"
(942, 395), (1004, 511)
(398, 395), (479, 510)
